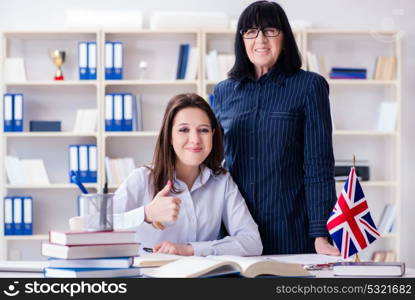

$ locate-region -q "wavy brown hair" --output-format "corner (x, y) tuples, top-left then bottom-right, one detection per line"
(149, 93), (226, 197)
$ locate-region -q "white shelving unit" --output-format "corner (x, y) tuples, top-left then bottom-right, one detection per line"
(304, 29), (401, 260)
(0, 28), (401, 261)
(0, 29), (203, 260)
(0, 30), (101, 260)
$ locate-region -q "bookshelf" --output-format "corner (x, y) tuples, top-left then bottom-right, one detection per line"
(304, 29), (401, 260)
(0, 28), (401, 261)
(0, 29), (203, 260)
(0, 30), (101, 260)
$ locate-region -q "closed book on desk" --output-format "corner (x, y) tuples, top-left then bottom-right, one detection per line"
(44, 266), (141, 278)
(48, 257), (133, 269)
(141, 255), (311, 278)
(0, 260), (48, 272)
(333, 262), (405, 277)
(49, 230), (136, 246)
(42, 243), (140, 259)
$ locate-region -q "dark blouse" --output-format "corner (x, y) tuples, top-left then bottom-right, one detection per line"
(212, 67), (337, 254)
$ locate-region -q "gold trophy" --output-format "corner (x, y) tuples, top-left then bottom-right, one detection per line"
(49, 50), (66, 80)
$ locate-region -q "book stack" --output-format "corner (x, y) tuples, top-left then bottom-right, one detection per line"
(68, 144), (97, 183)
(5, 156), (50, 185)
(73, 109), (98, 133)
(334, 160), (369, 181)
(371, 250), (397, 262)
(333, 261), (404, 277)
(78, 41), (97, 80)
(374, 56), (396, 80)
(205, 50), (235, 81)
(175, 43), (199, 80)
(4, 196), (33, 235)
(377, 203), (396, 234)
(105, 157), (136, 186)
(42, 230), (141, 278)
(329, 67), (367, 79)
(3, 93), (23, 132)
(105, 93), (142, 132)
(306, 51), (327, 77)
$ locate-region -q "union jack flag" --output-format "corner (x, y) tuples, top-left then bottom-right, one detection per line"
(327, 167), (380, 259)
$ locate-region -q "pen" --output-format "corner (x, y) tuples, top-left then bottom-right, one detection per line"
(143, 247), (153, 253)
(101, 182), (108, 229)
(303, 263), (334, 270)
(70, 170), (88, 194)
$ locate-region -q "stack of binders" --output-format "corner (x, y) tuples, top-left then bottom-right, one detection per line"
(105, 93), (142, 132)
(68, 144), (97, 183)
(3, 196), (33, 235)
(3, 93), (23, 132)
(78, 41), (97, 80)
(329, 67), (367, 79)
(42, 230), (141, 278)
(105, 41), (123, 80)
(175, 43), (199, 80)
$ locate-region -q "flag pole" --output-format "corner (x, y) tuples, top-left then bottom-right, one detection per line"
(352, 154), (361, 263)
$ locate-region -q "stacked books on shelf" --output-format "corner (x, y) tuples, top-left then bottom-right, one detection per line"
(306, 51), (327, 77)
(374, 56), (396, 80)
(377, 203), (396, 234)
(3, 196), (33, 235)
(78, 41), (97, 80)
(371, 250), (397, 262)
(105, 41), (123, 80)
(175, 43), (199, 80)
(30, 121), (61, 132)
(105, 157), (136, 186)
(42, 230), (141, 278)
(334, 160), (369, 181)
(105, 93), (142, 132)
(329, 67), (367, 79)
(205, 50), (235, 82)
(5, 156), (50, 185)
(73, 109), (98, 133)
(68, 144), (97, 183)
(3, 93), (23, 132)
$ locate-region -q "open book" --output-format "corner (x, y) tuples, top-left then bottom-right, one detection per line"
(141, 255), (312, 278)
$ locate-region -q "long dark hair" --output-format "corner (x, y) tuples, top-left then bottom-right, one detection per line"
(150, 93), (226, 196)
(229, 0), (302, 80)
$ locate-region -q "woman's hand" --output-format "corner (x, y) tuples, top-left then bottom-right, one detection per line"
(144, 180), (181, 225)
(314, 237), (340, 256)
(153, 241), (194, 256)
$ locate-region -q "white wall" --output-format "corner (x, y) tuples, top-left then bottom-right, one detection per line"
(0, 0), (414, 266)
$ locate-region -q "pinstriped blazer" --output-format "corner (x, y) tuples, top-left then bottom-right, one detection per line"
(212, 67), (337, 254)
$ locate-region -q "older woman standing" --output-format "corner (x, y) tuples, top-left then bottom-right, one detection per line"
(212, 1), (340, 255)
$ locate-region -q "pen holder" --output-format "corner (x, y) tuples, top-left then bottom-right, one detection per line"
(77, 193), (114, 231)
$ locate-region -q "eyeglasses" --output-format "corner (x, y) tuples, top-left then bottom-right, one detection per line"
(240, 27), (281, 39)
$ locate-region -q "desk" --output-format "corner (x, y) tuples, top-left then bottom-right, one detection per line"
(1, 269), (414, 278)
(1, 257), (414, 278)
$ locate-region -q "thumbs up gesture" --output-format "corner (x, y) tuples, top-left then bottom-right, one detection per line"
(144, 180), (181, 230)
